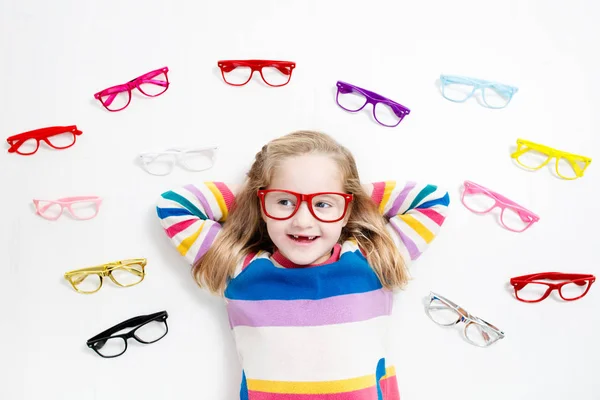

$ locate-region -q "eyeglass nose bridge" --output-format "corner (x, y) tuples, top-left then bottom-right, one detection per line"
(290, 199), (314, 222)
(125, 80), (138, 90)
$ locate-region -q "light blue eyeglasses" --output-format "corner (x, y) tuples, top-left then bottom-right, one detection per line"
(440, 75), (518, 109)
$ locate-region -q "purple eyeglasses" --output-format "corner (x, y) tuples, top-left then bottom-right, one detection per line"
(94, 67), (170, 112)
(335, 81), (410, 127)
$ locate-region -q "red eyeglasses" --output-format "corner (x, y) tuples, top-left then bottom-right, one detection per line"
(510, 272), (596, 303)
(257, 189), (353, 223)
(6, 125), (83, 156)
(217, 60), (296, 87)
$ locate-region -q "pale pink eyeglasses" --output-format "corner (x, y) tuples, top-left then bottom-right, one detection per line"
(33, 196), (103, 221)
(461, 180), (539, 232)
(93, 67), (170, 112)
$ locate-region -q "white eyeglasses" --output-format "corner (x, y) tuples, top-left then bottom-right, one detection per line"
(138, 146), (218, 176)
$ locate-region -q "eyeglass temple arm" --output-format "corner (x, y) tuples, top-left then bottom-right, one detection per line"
(218, 63), (236, 73)
(564, 158), (585, 176)
(140, 78), (168, 87)
(105, 264), (144, 277)
(511, 140), (553, 159)
(441, 75), (486, 86)
(7, 140), (25, 153)
(343, 83), (410, 118)
(429, 294), (467, 315)
(491, 191), (538, 222)
(441, 75), (516, 92)
(512, 272), (591, 280)
(64, 264), (108, 277)
(87, 311), (168, 347)
(510, 273), (594, 289)
(132, 72), (169, 88)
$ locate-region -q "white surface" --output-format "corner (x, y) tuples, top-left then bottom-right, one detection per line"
(1, 0), (599, 399)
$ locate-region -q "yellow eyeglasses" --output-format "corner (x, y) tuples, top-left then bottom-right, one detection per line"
(511, 139), (592, 180)
(64, 258), (147, 294)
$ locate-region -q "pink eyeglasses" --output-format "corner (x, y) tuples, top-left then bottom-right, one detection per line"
(94, 67), (170, 112)
(33, 196), (103, 221)
(461, 180), (539, 232)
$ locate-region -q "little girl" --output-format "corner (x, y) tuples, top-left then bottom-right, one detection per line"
(156, 130), (450, 400)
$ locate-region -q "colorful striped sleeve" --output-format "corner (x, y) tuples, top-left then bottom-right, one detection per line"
(156, 182), (236, 266)
(371, 181), (450, 265)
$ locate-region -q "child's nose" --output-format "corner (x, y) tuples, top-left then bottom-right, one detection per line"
(291, 202), (315, 228)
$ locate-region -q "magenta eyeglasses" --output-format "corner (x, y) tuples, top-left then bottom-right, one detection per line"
(94, 67), (170, 112)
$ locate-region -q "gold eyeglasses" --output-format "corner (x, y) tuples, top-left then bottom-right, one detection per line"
(64, 258), (147, 294)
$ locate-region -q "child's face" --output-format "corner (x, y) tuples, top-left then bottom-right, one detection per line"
(263, 153), (349, 266)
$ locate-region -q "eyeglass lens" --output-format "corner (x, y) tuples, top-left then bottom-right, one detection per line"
(222, 64), (291, 86)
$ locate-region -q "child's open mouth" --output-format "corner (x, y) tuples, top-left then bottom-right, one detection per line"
(288, 234), (319, 244)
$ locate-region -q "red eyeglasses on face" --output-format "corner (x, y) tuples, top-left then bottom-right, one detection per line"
(510, 272), (596, 303)
(257, 189), (353, 223)
(6, 125), (83, 156)
(217, 60), (296, 87)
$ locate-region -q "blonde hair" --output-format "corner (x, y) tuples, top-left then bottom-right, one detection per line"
(193, 130), (408, 295)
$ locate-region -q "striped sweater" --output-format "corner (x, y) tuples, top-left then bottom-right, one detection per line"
(157, 181), (450, 399)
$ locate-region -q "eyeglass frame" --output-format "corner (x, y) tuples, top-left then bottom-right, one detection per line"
(139, 146), (218, 176)
(93, 66), (170, 112)
(64, 258), (147, 294)
(33, 196), (103, 221)
(87, 311), (169, 358)
(510, 138), (592, 180)
(425, 292), (505, 347)
(257, 189), (353, 223)
(461, 180), (539, 233)
(217, 59), (296, 87)
(510, 272), (596, 303)
(335, 81), (410, 127)
(6, 125), (82, 156)
(439, 74), (518, 109)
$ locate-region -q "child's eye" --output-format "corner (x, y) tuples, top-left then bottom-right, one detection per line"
(314, 201), (332, 209)
(277, 199), (295, 207)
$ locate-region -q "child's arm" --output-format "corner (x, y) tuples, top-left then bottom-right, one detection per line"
(156, 182), (237, 266)
(364, 181), (450, 265)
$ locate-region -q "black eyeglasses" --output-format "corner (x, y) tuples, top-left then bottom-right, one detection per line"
(87, 311), (169, 358)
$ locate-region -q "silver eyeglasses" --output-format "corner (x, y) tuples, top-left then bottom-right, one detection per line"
(425, 292), (505, 347)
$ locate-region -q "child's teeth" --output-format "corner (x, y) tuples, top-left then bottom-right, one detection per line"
(308, 236), (315, 240)
(293, 235), (299, 239)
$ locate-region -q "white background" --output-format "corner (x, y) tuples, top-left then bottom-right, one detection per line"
(1, 0), (599, 399)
